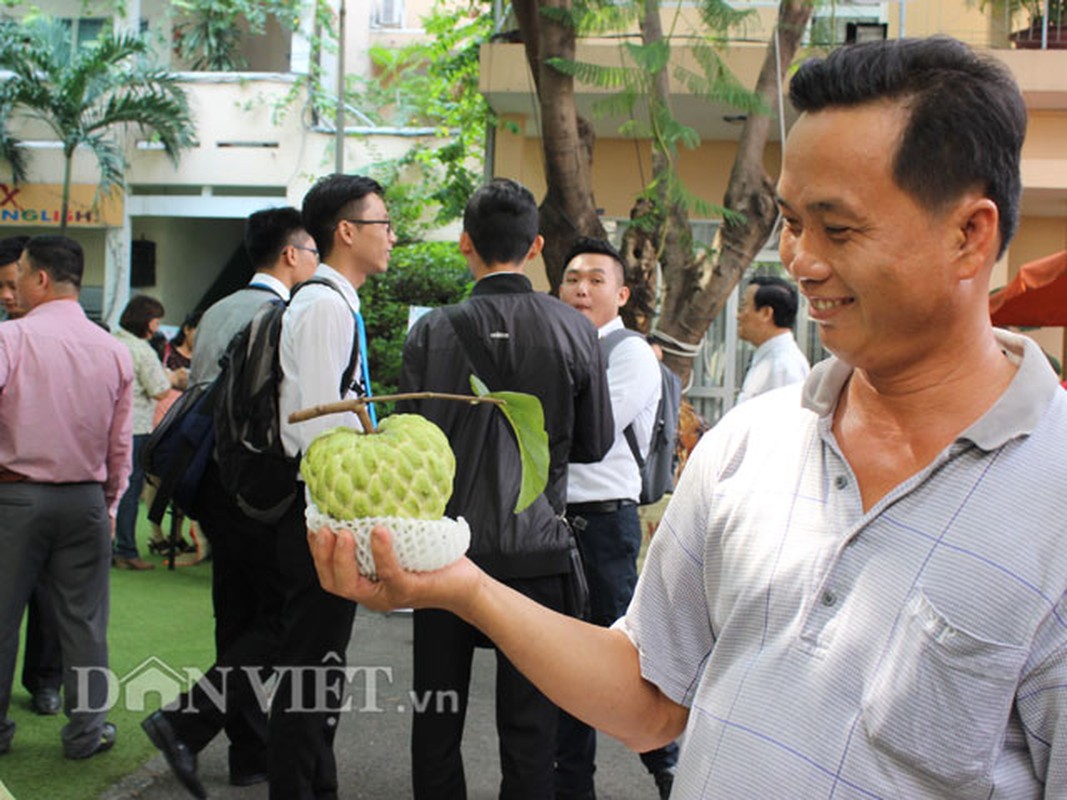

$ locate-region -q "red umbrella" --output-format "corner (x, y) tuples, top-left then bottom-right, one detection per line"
(990, 250), (1067, 327)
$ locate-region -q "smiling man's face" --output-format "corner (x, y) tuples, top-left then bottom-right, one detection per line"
(559, 252), (629, 329)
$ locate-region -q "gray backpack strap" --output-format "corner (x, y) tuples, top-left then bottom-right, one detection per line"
(598, 328), (645, 467)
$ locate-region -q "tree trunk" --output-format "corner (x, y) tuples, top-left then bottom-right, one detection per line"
(619, 0), (692, 336)
(60, 148), (73, 234)
(512, 0), (605, 291)
(655, 0), (813, 385)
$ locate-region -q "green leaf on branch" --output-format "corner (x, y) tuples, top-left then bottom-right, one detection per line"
(469, 375), (549, 514)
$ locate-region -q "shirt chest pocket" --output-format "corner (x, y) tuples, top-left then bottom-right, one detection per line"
(860, 589), (1028, 795)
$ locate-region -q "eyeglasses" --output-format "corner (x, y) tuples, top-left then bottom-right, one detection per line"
(290, 244), (319, 257)
(342, 218), (393, 235)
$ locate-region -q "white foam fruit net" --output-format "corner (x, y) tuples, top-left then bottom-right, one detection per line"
(306, 499), (470, 578)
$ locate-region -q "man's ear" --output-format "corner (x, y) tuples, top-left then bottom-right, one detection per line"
(617, 284), (631, 309)
(953, 195), (999, 281)
(458, 230), (474, 256)
(282, 244), (298, 267)
(525, 234), (544, 261)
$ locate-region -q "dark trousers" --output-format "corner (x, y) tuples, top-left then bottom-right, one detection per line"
(114, 433), (147, 559)
(0, 482), (111, 757)
(267, 494), (357, 800)
(21, 579), (62, 694)
(412, 574), (568, 800)
(555, 505), (678, 794)
(161, 462), (285, 778)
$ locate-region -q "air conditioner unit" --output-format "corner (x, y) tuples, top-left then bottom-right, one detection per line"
(373, 0), (404, 28)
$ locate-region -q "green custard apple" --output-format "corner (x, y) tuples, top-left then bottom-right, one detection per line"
(301, 414), (456, 521)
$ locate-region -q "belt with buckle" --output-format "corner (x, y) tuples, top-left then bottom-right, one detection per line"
(566, 499), (635, 516)
(0, 466), (27, 483)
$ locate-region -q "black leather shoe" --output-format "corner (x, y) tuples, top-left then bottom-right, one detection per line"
(141, 711), (206, 799)
(653, 766), (676, 800)
(32, 688), (61, 716)
(66, 722), (116, 759)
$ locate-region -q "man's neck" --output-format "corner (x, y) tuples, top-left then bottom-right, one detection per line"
(473, 263), (524, 282)
(832, 328), (1017, 511)
(753, 328), (790, 348)
(258, 266), (295, 290)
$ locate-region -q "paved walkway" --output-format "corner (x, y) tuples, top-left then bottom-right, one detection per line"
(103, 609), (662, 800)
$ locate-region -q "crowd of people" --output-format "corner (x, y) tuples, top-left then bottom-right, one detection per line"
(1, 33), (1065, 800)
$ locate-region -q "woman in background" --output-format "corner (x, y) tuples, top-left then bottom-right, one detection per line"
(112, 295), (187, 570)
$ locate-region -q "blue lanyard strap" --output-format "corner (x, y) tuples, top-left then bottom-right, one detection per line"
(354, 311), (377, 427)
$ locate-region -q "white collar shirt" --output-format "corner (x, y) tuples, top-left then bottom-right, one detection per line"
(620, 329), (1067, 798)
(279, 263), (363, 461)
(736, 330), (810, 404)
(248, 271), (290, 302)
(567, 316), (661, 504)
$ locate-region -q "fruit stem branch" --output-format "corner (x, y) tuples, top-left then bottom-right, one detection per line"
(288, 393), (506, 428)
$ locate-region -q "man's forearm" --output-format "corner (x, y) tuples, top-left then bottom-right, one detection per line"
(458, 569), (688, 752)
(308, 526), (688, 752)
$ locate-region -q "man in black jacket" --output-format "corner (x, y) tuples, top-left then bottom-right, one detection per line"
(398, 178), (613, 799)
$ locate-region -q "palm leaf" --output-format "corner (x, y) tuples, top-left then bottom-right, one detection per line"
(0, 104), (28, 184)
(0, 15), (196, 200)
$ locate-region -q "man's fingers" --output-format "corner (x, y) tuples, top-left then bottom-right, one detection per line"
(368, 525), (402, 580)
(308, 526), (338, 591)
(329, 528), (362, 592)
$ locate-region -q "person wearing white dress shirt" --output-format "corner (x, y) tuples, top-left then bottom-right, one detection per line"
(735, 275), (810, 404)
(273, 174), (396, 800)
(556, 237), (678, 800)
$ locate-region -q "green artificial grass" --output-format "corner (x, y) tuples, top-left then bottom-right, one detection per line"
(1, 505), (215, 800)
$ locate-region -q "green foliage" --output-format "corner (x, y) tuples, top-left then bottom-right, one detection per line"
(172, 0), (302, 71)
(469, 374), (549, 514)
(676, 42), (769, 113)
(359, 241), (473, 413)
(549, 0), (760, 246)
(0, 15), (196, 226)
(353, 0), (493, 235)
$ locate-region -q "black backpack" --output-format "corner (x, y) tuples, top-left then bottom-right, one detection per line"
(212, 277), (358, 523)
(142, 380), (219, 523)
(602, 328), (682, 504)
(141, 284), (282, 524)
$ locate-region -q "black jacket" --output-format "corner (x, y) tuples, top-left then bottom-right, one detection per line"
(398, 272), (613, 579)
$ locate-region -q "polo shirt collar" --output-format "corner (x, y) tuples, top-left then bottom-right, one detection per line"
(801, 329), (1059, 451)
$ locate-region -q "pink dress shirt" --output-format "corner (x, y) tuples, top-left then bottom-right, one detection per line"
(0, 298), (134, 515)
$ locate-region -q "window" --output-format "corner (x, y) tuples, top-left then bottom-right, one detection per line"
(808, 3), (887, 48)
(372, 0), (404, 29)
(58, 17), (109, 50)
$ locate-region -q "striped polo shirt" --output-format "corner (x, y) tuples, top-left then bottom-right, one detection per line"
(621, 330), (1067, 798)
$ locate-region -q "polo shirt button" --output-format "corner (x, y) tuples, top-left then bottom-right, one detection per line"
(821, 590), (838, 607)
(834, 475), (848, 490)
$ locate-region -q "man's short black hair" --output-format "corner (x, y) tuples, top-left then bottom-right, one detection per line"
(564, 237), (627, 285)
(0, 235), (30, 268)
(24, 235), (84, 290)
(245, 206), (306, 270)
(789, 36), (1026, 258)
(119, 294), (165, 338)
(748, 275), (799, 329)
(301, 174), (384, 260)
(463, 179), (539, 266)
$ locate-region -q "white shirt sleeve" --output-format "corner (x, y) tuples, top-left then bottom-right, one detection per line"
(279, 286), (360, 459)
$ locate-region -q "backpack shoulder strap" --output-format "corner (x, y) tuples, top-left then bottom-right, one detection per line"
(600, 327), (646, 467)
(289, 277), (360, 397)
(443, 304), (505, 390)
(600, 327), (641, 362)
